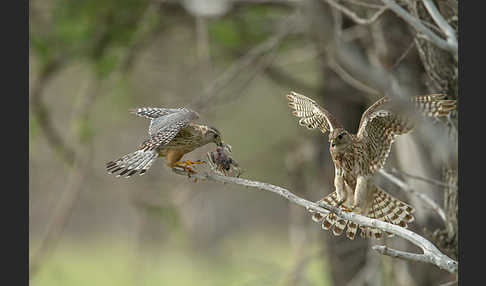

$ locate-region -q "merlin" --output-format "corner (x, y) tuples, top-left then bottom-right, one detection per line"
(106, 107), (223, 178)
(286, 91), (456, 239)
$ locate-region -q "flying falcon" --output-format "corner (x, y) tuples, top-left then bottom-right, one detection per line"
(106, 107), (223, 178)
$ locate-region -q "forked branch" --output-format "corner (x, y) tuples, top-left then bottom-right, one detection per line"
(173, 168), (458, 273)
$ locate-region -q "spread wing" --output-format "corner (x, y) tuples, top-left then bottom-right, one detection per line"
(138, 108), (199, 151)
(130, 107), (186, 119)
(106, 107), (199, 178)
(130, 107), (199, 135)
(357, 97), (413, 172)
(357, 94), (456, 172)
(409, 94), (456, 117)
(286, 91), (342, 134)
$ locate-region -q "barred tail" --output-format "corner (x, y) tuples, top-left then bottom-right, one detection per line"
(106, 150), (158, 178)
(310, 191), (360, 240)
(310, 187), (415, 240)
(359, 187), (415, 239)
(411, 94), (456, 117)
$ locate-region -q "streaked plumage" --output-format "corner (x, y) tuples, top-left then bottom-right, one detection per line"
(106, 107), (223, 178)
(287, 91), (456, 239)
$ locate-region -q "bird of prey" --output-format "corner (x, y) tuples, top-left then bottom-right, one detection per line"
(286, 91), (456, 239)
(106, 107), (223, 178)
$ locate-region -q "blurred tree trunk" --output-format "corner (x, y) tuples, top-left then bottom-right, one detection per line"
(315, 76), (371, 286)
(303, 0), (458, 284)
(304, 1), (371, 285)
(404, 2), (458, 277)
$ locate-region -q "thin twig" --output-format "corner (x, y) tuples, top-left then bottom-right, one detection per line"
(190, 15), (296, 111)
(327, 56), (382, 98)
(323, 0), (388, 25)
(172, 168), (458, 273)
(203, 39), (282, 110)
(341, 0), (384, 9)
(378, 169), (447, 224)
(388, 168), (457, 190)
(391, 40), (416, 70)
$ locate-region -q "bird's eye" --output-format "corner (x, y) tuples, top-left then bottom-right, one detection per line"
(214, 133), (219, 138)
(337, 134), (343, 140)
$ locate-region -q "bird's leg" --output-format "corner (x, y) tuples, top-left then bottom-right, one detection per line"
(350, 175), (372, 214)
(334, 168), (349, 210)
(167, 150), (196, 174)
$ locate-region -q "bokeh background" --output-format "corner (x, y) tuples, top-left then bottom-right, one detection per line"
(29, 0), (458, 285)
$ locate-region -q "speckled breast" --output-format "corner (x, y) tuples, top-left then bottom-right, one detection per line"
(156, 126), (204, 156)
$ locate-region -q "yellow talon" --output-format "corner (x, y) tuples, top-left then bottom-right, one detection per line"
(344, 205), (362, 214)
(341, 205), (353, 212)
(173, 164), (197, 174)
(177, 160), (206, 166)
(173, 160), (206, 173)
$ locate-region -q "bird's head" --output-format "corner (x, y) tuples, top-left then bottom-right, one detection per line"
(204, 126), (223, 146)
(329, 128), (351, 152)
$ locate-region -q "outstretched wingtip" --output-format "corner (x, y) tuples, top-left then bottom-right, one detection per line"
(286, 91), (301, 99)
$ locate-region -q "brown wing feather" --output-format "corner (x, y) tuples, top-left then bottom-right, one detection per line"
(359, 110), (414, 172)
(286, 91), (342, 134)
(357, 94), (456, 173)
(410, 94), (456, 117)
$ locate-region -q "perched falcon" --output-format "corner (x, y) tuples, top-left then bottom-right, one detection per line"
(106, 107), (223, 178)
(286, 91), (456, 240)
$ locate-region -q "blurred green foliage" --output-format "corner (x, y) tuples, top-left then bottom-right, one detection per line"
(208, 5), (291, 55)
(29, 115), (39, 154)
(30, 2), (328, 285)
(30, 0), (154, 77)
(31, 234), (330, 286)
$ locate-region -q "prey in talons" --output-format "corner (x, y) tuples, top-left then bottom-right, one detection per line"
(207, 143), (242, 177)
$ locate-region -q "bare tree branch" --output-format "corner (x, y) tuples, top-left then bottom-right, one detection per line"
(172, 168), (458, 273)
(439, 278), (458, 286)
(372, 245), (434, 264)
(341, 0), (383, 9)
(30, 59), (76, 166)
(379, 0), (457, 58)
(421, 0), (457, 49)
(29, 76), (103, 278)
(29, 154), (91, 277)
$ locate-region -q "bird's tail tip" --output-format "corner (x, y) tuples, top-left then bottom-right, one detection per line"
(309, 188), (415, 240)
(106, 150), (157, 178)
